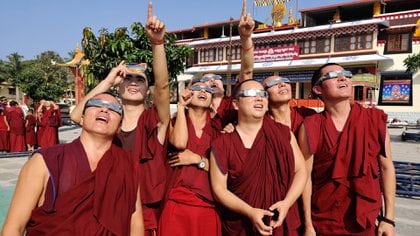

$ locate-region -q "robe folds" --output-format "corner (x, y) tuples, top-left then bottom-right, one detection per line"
(211, 97), (237, 139)
(159, 111), (221, 236)
(303, 103), (387, 235)
(212, 115), (300, 236)
(290, 107), (317, 137)
(26, 138), (138, 236)
(115, 106), (168, 231)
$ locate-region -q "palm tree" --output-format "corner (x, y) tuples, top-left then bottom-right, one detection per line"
(5, 53), (24, 101)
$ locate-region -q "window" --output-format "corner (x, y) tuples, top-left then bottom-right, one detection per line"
(217, 48), (224, 61)
(8, 88), (16, 95)
(378, 73), (412, 106)
(298, 38), (330, 55)
(199, 48), (216, 63)
(334, 33), (373, 52)
(385, 32), (411, 54)
(354, 86), (364, 101)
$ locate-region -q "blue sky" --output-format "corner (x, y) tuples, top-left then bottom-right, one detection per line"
(0, 0), (348, 60)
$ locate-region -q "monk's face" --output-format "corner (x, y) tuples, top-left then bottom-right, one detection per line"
(201, 73), (224, 96)
(118, 73), (149, 104)
(314, 65), (352, 101)
(81, 93), (122, 137)
(263, 76), (292, 104)
(189, 82), (212, 108)
(234, 80), (268, 119)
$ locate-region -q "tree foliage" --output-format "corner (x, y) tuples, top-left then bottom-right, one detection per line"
(15, 51), (74, 102)
(404, 51), (420, 74)
(81, 22), (193, 91)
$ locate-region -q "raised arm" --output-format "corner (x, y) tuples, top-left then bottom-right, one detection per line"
(297, 125), (316, 236)
(238, 0), (255, 82)
(145, 2), (170, 145)
(209, 151), (273, 235)
(169, 86), (192, 149)
(1, 154), (48, 236)
(377, 130), (396, 236)
(70, 61), (127, 124)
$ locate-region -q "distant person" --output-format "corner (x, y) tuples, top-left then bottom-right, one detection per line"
(25, 108), (37, 151)
(0, 107), (9, 152)
(298, 63), (396, 235)
(6, 100), (26, 152)
(37, 100), (60, 148)
(1, 93), (143, 235)
(210, 79), (307, 235)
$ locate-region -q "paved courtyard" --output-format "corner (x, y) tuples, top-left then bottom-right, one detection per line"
(0, 126), (419, 234)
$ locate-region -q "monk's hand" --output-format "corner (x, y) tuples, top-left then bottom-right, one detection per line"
(269, 201), (290, 229)
(221, 123), (235, 134)
(238, 0), (255, 38)
(168, 149), (200, 167)
(303, 225), (316, 236)
(104, 61), (126, 87)
(247, 207), (274, 235)
(178, 89), (193, 107)
(145, 2), (165, 45)
(377, 220), (395, 236)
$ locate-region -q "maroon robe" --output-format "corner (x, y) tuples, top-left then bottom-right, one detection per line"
(212, 115), (300, 235)
(303, 103), (387, 235)
(115, 106), (167, 232)
(0, 114), (8, 151)
(159, 111), (221, 236)
(26, 138), (138, 235)
(6, 106), (26, 152)
(290, 106), (317, 136)
(38, 108), (59, 148)
(26, 114), (37, 146)
(211, 97), (237, 139)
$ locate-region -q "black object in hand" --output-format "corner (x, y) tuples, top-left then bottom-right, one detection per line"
(271, 209), (279, 221)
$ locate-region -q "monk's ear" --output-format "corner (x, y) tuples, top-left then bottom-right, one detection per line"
(312, 85), (322, 98)
(232, 98), (239, 110)
(80, 115), (84, 126)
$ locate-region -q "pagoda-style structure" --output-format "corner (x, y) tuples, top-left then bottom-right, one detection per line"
(57, 45), (88, 104)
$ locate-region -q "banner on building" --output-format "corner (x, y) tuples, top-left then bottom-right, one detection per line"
(254, 0), (292, 6)
(254, 45), (299, 62)
(380, 79), (411, 104)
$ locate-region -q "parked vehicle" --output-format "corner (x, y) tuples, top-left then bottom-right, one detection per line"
(401, 128), (420, 142)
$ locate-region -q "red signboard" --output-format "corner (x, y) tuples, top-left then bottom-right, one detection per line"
(254, 45), (299, 62)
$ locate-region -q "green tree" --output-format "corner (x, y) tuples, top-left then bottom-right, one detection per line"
(81, 22), (193, 92)
(404, 52), (420, 73)
(16, 51), (74, 102)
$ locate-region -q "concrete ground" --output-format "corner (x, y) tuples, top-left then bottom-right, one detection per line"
(0, 126), (419, 234)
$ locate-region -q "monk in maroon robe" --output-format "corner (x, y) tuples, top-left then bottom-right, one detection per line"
(0, 108), (9, 152)
(25, 109), (37, 151)
(69, 4), (170, 235)
(210, 80), (307, 236)
(299, 63), (396, 235)
(159, 81), (221, 236)
(6, 101), (26, 152)
(1, 93), (143, 235)
(37, 101), (60, 148)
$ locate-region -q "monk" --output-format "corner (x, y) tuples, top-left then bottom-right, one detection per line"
(262, 76), (316, 136)
(298, 63), (396, 235)
(210, 79), (307, 236)
(0, 107), (9, 152)
(25, 108), (37, 151)
(70, 3), (170, 235)
(6, 101), (26, 152)
(37, 100), (60, 148)
(1, 93), (143, 235)
(158, 80), (221, 236)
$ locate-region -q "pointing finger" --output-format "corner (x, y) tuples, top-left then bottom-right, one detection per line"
(147, 1), (153, 20)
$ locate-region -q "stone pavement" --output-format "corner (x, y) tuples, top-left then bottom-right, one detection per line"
(0, 126), (419, 234)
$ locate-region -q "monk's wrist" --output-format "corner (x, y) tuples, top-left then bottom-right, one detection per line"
(378, 215), (395, 227)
